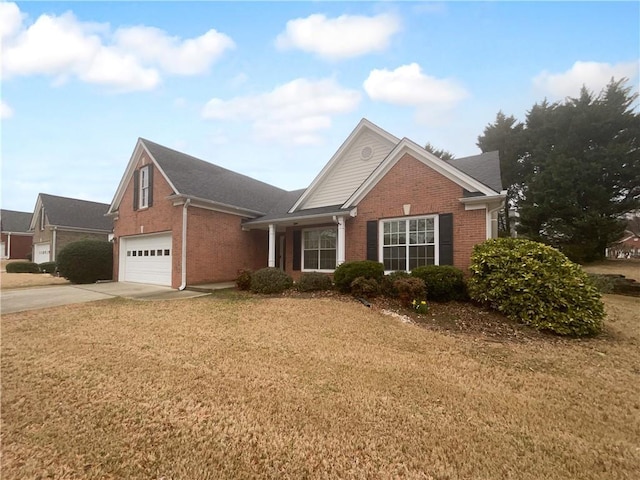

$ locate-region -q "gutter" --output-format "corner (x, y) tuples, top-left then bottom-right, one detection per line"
(178, 198), (191, 290)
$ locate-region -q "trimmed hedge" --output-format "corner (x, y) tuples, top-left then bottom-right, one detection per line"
(380, 270), (411, 297)
(350, 276), (380, 298)
(333, 260), (384, 293)
(6, 262), (40, 273)
(250, 267), (293, 294)
(411, 265), (467, 302)
(57, 240), (113, 284)
(38, 262), (57, 274)
(394, 277), (427, 307)
(467, 238), (604, 336)
(297, 272), (333, 292)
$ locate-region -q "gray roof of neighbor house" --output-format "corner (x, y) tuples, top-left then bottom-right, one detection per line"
(1, 209), (33, 233)
(39, 194), (112, 231)
(446, 150), (503, 193)
(142, 139), (288, 214)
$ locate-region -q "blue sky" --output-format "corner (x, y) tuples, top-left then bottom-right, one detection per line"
(2, 1), (639, 212)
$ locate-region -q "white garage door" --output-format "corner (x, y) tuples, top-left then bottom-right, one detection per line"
(120, 234), (172, 286)
(34, 243), (51, 264)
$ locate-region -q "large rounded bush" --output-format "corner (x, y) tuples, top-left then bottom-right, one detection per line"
(57, 240), (113, 284)
(468, 238), (604, 336)
(250, 267), (293, 294)
(411, 265), (467, 302)
(333, 260), (384, 293)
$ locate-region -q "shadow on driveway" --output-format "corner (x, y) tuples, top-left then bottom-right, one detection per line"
(1, 282), (207, 315)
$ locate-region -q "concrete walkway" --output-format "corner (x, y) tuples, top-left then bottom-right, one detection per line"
(1, 282), (208, 315)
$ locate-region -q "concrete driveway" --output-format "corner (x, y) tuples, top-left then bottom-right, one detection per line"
(1, 282), (207, 315)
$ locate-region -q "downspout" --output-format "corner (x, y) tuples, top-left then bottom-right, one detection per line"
(179, 199), (191, 290)
(52, 227), (57, 262)
(6, 233), (11, 259)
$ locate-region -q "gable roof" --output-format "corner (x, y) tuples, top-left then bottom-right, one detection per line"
(109, 139), (287, 216)
(30, 194), (112, 232)
(446, 151), (502, 193)
(0, 209), (33, 233)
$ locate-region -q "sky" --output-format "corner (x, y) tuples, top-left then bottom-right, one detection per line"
(1, 1), (639, 213)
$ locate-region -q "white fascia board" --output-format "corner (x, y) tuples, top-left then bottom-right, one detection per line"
(107, 139), (180, 215)
(288, 118), (400, 213)
(459, 194), (506, 211)
(343, 139), (498, 209)
(28, 195), (44, 231)
(168, 195), (264, 218)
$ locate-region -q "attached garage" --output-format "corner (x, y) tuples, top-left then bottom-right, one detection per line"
(33, 243), (51, 264)
(119, 233), (172, 286)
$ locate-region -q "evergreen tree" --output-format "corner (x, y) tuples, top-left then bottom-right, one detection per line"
(477, 111), (525, 235)
(516, 79), (640, 261)
(424, 142), (455, 161)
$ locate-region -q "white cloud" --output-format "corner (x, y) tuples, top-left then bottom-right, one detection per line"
(113, 26), (234, 75)
(202, 78), (361, 145)
(364, 63), (469, 118)
(276, 13), (400, 60)
(1, 100), (14, 119)
(533, 60), (640, 98)
(1, 3), (234, 92)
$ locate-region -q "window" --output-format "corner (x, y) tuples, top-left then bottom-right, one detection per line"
(381, 216), (436, 271)
(303, 228), (337, 270)
(139, 165), (150, 208)
(40, 207), (46, 230)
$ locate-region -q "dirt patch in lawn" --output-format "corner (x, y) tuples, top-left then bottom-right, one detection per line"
(582, 259), (640, 282)
(2, 294), (638, 480)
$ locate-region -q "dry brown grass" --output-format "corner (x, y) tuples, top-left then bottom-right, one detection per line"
(2, 292), (639, 480)
(1, 272), (69, 289)
(582, 259), (640, 282)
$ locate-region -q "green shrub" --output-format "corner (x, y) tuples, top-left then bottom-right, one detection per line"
(468, 238), (605, 336)
(394, 277), (427, 307)
(411, 265), (467, 302)
(38, 262), (57, 274)
(333, 260), (384, 293)
(350, 276), (380, 298)
(297, 272), (333, 292)
(380, 270), (411, 297)
(235, 269), (252, 291)
(250, 267), (293, 294)
(6, 261), (40, 273)
(57, 240), (113, 284)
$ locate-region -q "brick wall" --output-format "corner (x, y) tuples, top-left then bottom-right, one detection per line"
(113, 152), (268, 288)
(346, 153), (486, 272)
(1, 233), (33, 259)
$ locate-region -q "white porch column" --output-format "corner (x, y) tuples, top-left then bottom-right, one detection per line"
(336, 216), (346, 266)
(268, 224), (276, 267)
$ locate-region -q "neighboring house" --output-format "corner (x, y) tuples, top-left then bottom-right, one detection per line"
(30, 194), (113, 263)
(1, 209), (34, 259)
(108, 119), (505, 288)
(607, 230), (640, 258)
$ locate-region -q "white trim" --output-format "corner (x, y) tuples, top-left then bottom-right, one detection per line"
(289, 119), (399, 213)
(378, 214), (439, 272)
(139, 165), (150, 209)
(336, 216), (346, 266)
(179, 199), (191, 290)
(107, 139), (179, 215)
(268, 224), (276, 268)
(301, 226), (338, 272)
(343, 139), (498, 209)
(29, 196), (44, 231)
(169, 195), (264, 218)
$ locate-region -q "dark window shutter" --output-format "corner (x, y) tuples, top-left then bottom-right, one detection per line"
(292, 230), (301, 271)
(366, 220), (378, 261)
(133, 170), (139, 211)
(439, 213), (453, 265)
(147, 164), (154, 207)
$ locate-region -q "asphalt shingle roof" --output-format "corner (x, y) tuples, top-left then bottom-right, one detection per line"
(446, 150), (503, 192)
(40, 194), (112, 231)
(0, 209), (33, 233)
(142, 139), (288, 214)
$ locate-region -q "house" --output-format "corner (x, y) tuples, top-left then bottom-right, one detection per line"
(108, 119), (504, 289)
(1, 209), (34, 259)
(30, 193), (113, 263)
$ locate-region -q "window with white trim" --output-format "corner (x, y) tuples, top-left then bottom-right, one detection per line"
(139, 166), (150, 208)
(381, 216), (436, 271)
(303, 228), (337, 270)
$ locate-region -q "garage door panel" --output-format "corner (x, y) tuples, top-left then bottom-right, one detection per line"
(121, 234), (172, 286)
(34, 243), (50, 264)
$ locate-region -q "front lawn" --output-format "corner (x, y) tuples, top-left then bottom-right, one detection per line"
(2, 294), (638, 479)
